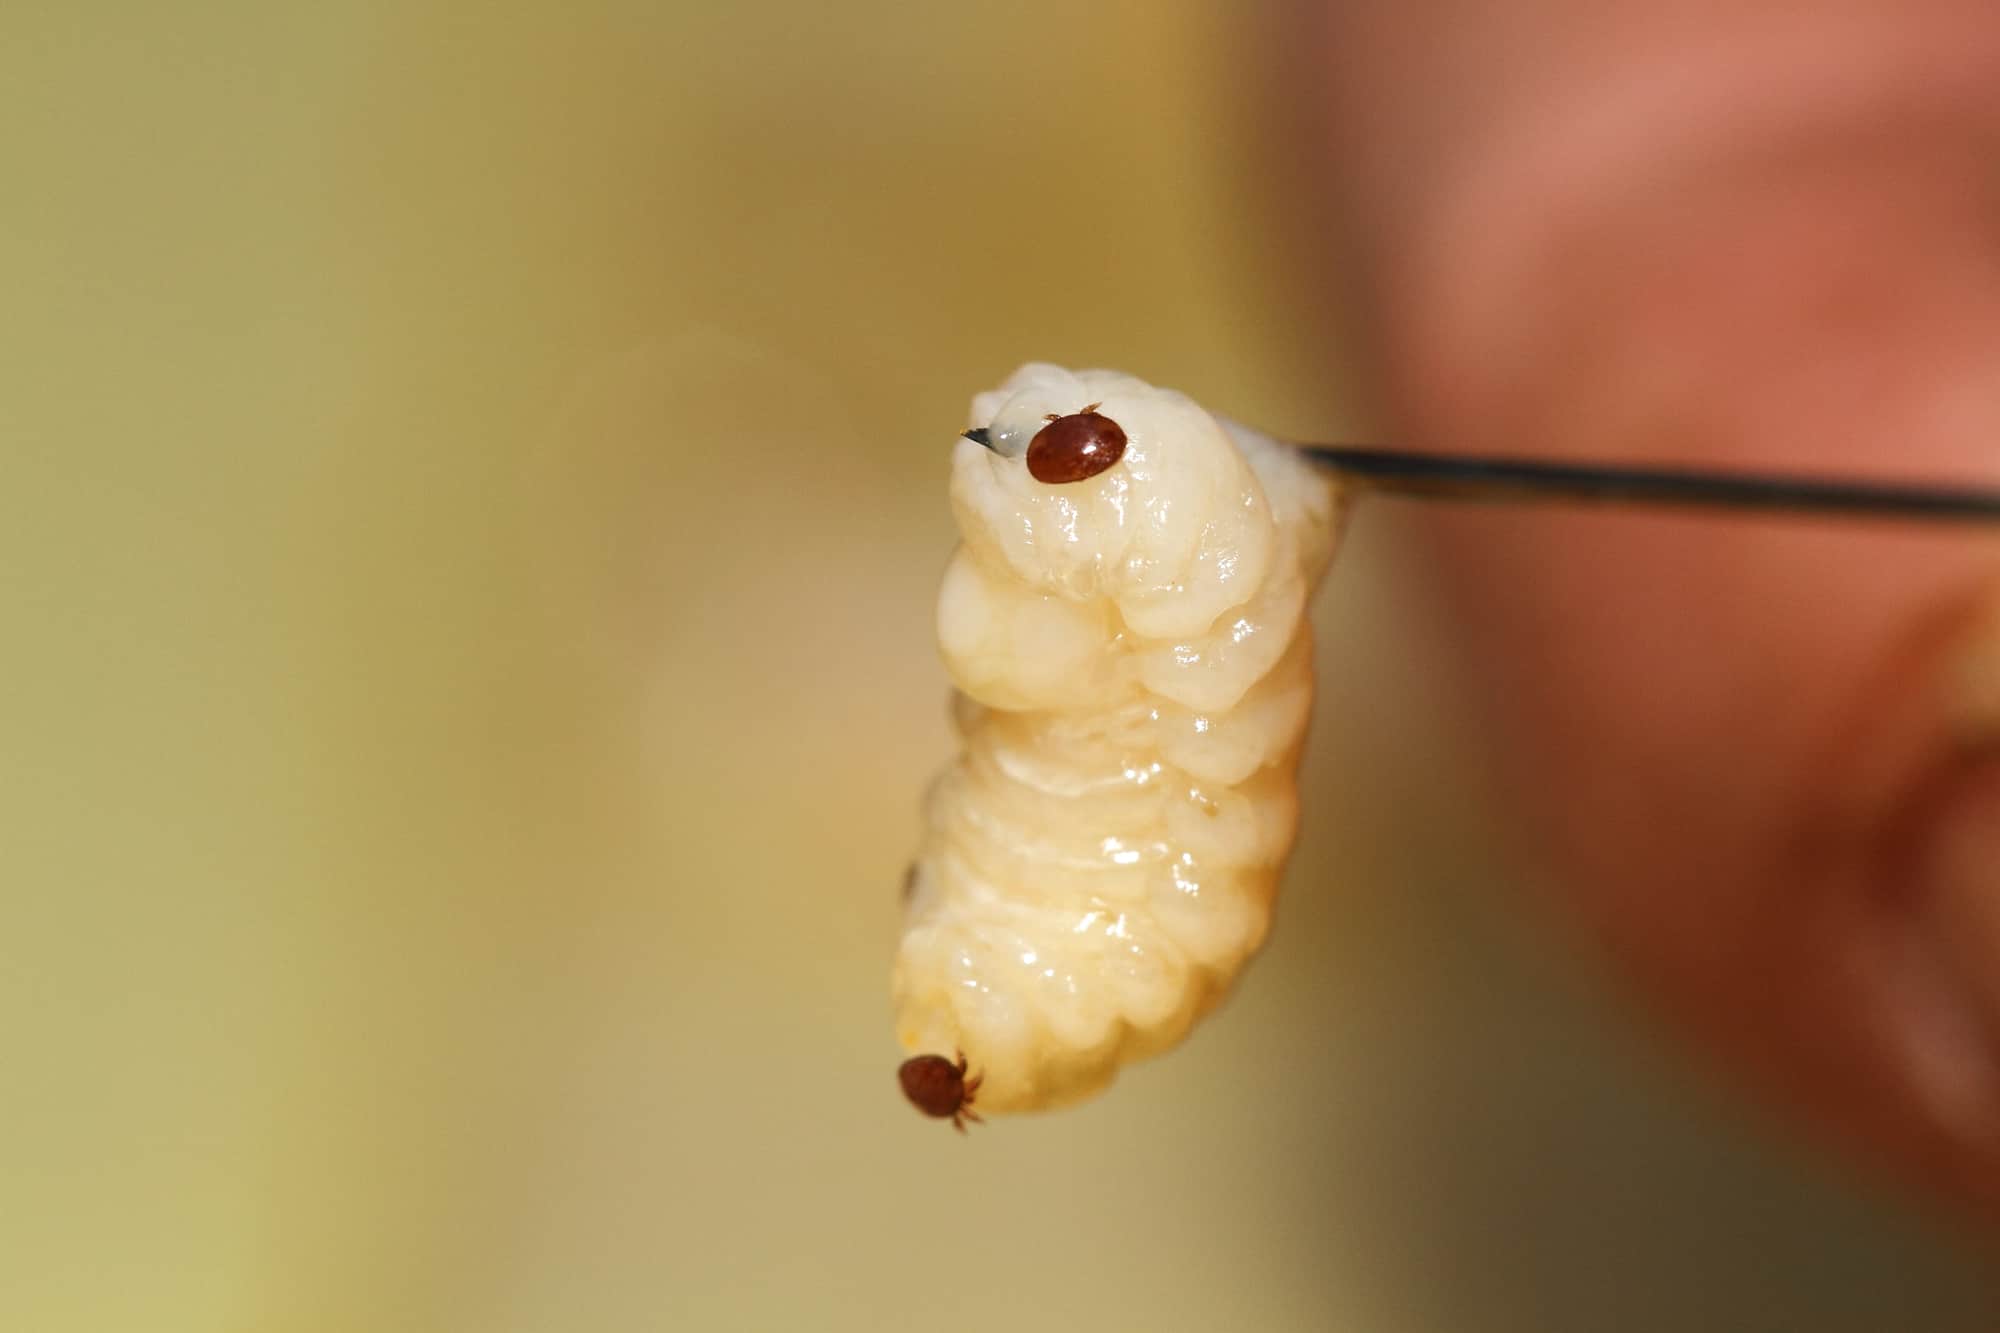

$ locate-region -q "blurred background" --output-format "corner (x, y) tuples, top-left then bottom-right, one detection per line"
(3, 2), (1996, 1329)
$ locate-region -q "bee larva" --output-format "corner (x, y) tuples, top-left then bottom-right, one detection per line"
(894, 364), (1344, 1119)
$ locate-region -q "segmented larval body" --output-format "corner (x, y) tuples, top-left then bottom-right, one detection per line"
(895, 364), (1343, 1113)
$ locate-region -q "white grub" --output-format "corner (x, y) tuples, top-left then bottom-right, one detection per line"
(895, 365), (1343, 1112)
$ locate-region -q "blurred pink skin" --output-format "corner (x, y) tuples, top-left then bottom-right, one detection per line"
(1304, 2), (2000, 1217)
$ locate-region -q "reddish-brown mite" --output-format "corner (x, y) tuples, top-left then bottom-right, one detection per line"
(897, 1049), (984, 1132)
(1026, 402), (1126, 484)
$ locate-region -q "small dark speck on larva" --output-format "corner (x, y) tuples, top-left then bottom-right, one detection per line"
(898, 1050), (984, 1132)
(900, 862), (918, 906)
(1026, 403), (1126, 485)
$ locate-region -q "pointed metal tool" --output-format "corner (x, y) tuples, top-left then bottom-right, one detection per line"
(960, 427), (2000, 526)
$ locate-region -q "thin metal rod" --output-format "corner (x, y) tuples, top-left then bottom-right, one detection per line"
(1300, 445), (2000, 525)
(962, 428), (2000, 525)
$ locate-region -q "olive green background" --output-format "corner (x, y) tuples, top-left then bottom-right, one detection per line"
(3, 3), (1993, 1329)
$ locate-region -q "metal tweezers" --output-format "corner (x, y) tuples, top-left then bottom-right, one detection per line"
(961, 428), (2000, 526)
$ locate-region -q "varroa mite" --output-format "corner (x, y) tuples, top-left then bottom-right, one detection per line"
(897, 1050), (984, 1132)
(1026, 402), (1126, 484)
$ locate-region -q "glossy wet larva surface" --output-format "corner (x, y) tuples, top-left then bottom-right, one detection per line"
(892, 364), (1344, 1115)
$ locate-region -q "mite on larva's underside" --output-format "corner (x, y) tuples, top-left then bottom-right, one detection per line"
(893, 363), (1344, 1123)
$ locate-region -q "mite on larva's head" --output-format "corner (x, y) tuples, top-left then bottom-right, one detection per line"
(893, 364), (1344, 1123)
(1025, 403), (1126, 484)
